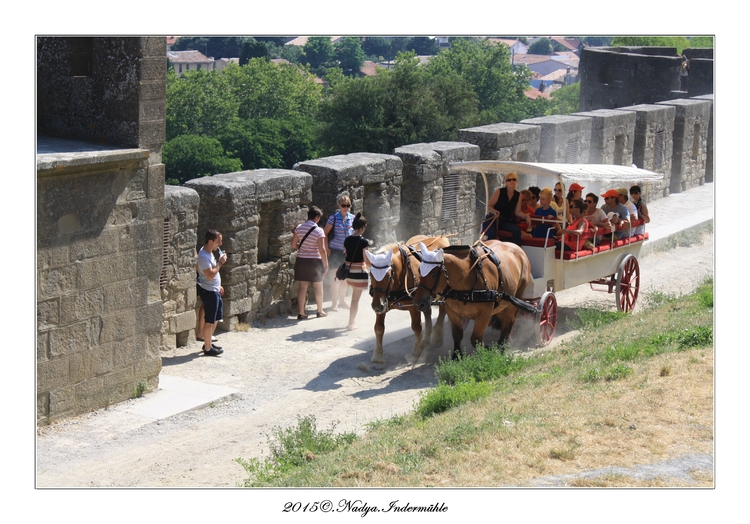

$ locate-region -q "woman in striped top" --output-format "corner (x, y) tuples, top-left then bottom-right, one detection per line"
(292, 206), (328, 320)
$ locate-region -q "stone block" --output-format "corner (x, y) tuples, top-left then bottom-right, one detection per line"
(38, 331), (49, 362)
(79, 254), (137, 291)
(169, 310), (197, 334)
(38, 264), (79, 301)
(49, 321), (90, 357)
(38, 298), (60, 330)
(60, 288), (105, 324)
(100, 310), (137, 343)
(37, 357), (70, 392)
(136, 300), (163, 335)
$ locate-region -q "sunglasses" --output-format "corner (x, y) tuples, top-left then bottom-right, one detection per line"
(340, 204), (350, 207)
(554, 189), (563, 193)
(505, 178), (517, 182)
(585, 200), (594, 204)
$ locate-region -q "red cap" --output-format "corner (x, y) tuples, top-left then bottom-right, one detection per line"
(570, 183), (585, 191)
(601, 189), (620, 199)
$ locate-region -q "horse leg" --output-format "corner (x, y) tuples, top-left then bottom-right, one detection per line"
(372, 312), (386, 365)
(495, 306), (518, 353)
(470, 310), (493, 350)
(410, 307), (425, 359)
(422, 305), (433, 350)
(430, 304), (446, 349)
(451, 321), (465, 360)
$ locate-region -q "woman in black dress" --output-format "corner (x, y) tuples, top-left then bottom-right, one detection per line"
(482, 173), (531, 246)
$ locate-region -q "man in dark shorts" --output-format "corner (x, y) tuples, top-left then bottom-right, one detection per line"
(197, 229), (227, 356)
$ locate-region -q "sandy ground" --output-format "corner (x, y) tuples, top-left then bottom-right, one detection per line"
(36, 235), (714, 488)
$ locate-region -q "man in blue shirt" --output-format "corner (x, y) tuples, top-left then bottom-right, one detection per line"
(600, 189), (630, 239)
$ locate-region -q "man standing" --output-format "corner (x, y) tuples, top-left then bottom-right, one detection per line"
(197, 229), (227, 356)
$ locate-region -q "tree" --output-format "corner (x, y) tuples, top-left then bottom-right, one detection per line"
(362, 36), (390, 60)
(163, 134), (243, 185)
(406, 37), (439, 55)
(318, 52), (479, 155)
(425, 39), (534, 124)
(528, 38), (554, 55)
(240, 39), (269, 65)
(547, 82), (580, 115)
(303, 37), (335, 71)
(335, 37), (366, 76)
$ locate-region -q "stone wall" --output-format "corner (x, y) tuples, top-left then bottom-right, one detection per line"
(657, 99), (712, 193)
(37, 144), (163, 424)
(294, 153), (402, 248)
(571, 109), (636, 166)
(578, 46), (714, 112)
(162, 186), (199, 349)
(693, 94), (714, 182)
(36, 36), (166, 425)
(393, 142), (480, 245)
(185, 170), (313, 329)
(520, 115), (592, 164)
(618, 104), (676, 197)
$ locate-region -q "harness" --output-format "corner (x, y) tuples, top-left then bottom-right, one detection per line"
(369, 244), (423, 309)
(423, 244), (538, 314)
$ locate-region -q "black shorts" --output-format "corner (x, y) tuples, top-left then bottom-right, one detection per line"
(198, 286), (223, 324)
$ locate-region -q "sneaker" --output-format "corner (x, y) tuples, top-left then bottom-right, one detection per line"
(210, 343), (222, 350)
(203, 347), (223, 356)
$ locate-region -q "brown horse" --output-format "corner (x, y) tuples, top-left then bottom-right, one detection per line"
(413, 240), (534, 359)
(365, 235), (450, 366)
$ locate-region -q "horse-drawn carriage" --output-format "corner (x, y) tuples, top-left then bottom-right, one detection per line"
(366, 161), (665, 362)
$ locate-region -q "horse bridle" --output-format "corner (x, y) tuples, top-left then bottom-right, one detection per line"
(369, 244), (421, 304)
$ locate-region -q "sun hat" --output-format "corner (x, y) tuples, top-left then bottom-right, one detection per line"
(569, 183), (585, 191)
(601, 189), (619, 199)
(617, 187), (629, 196)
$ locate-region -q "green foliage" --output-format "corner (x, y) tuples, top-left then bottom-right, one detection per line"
(695, 278), (714, 308)
(689, 36), (714, 48)
(236, 415), (356, 486)
(547, 82), (580, 115)
(407, 36), (439, 55)
(435, 343), (528, 386)
(362, 36), (391, 60)
(334, 37), (366, 76)
(611, 36), (691, 55)
(239, 39), (269, 65)
(318, 52), (479, 155)
(166, 68), (237, 139)
(529, 38), (554, 55)
(416, 379), (492, 418)
(568, 308), (628, 331)
(582, 364), (633, 383)
(163, 134), (243, 184)
(303, 36), (335, 72)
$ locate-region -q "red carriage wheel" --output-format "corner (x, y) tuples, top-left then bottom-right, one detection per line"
(615, 255), (640, 312)
(536, 291), (557, 346)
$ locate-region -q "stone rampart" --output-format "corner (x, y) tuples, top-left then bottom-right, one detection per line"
(656, 98), (712, 192)
(185, 170), (313, 329)
(570, 109), (636, 166)
(520, 115), (592, 164)
(162, 186), (199, 349)
(394, 142), (480, 244)
(37, 144), (163, 424)
(294, 153), (402, 248)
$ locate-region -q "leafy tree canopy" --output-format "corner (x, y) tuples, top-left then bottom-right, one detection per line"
(303, 37), (335, 71)
(163, 134), (243, 185)
(528, 37), (554, 55)
(240, 39), (270, 65)
(547, 82), (580, 116)
(335, 37), (366, 76)
(406, 37), (439, 55)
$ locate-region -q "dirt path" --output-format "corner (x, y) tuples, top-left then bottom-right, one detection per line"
(36, 235), (714, 487)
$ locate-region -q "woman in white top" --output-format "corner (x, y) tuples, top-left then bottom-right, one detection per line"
(292, 206), (328, 320)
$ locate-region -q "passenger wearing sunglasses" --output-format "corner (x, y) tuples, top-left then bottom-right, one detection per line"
(324, 196), (355, 311)
(482, 173), (531, 246)
(600, 189), (630, 239)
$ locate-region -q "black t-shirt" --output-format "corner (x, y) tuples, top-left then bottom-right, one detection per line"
(344, 235), (370, 263)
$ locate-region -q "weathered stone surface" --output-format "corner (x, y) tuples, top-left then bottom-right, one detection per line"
(520, 115), (592, 163)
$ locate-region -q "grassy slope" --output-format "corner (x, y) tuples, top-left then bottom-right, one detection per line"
(237, 279), (714, 487)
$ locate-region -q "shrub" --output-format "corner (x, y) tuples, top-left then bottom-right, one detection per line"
(416, 380), (492, 418)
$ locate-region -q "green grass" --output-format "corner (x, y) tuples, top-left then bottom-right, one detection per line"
(235, 278), (714, 487)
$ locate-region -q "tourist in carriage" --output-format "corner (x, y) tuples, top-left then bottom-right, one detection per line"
(584, 193), (611, 241)
(617, 187), (639, 237)
(601, 189), (630, 239)
(481, 173), (532, 246)
(527, 186), (541, 211)
(630, 185), (650, 235)
(555, 198), (595, 251)
(532, 187), (560, 239)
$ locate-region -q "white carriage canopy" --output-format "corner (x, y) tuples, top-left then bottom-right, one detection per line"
(449, 161), (667, 219)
